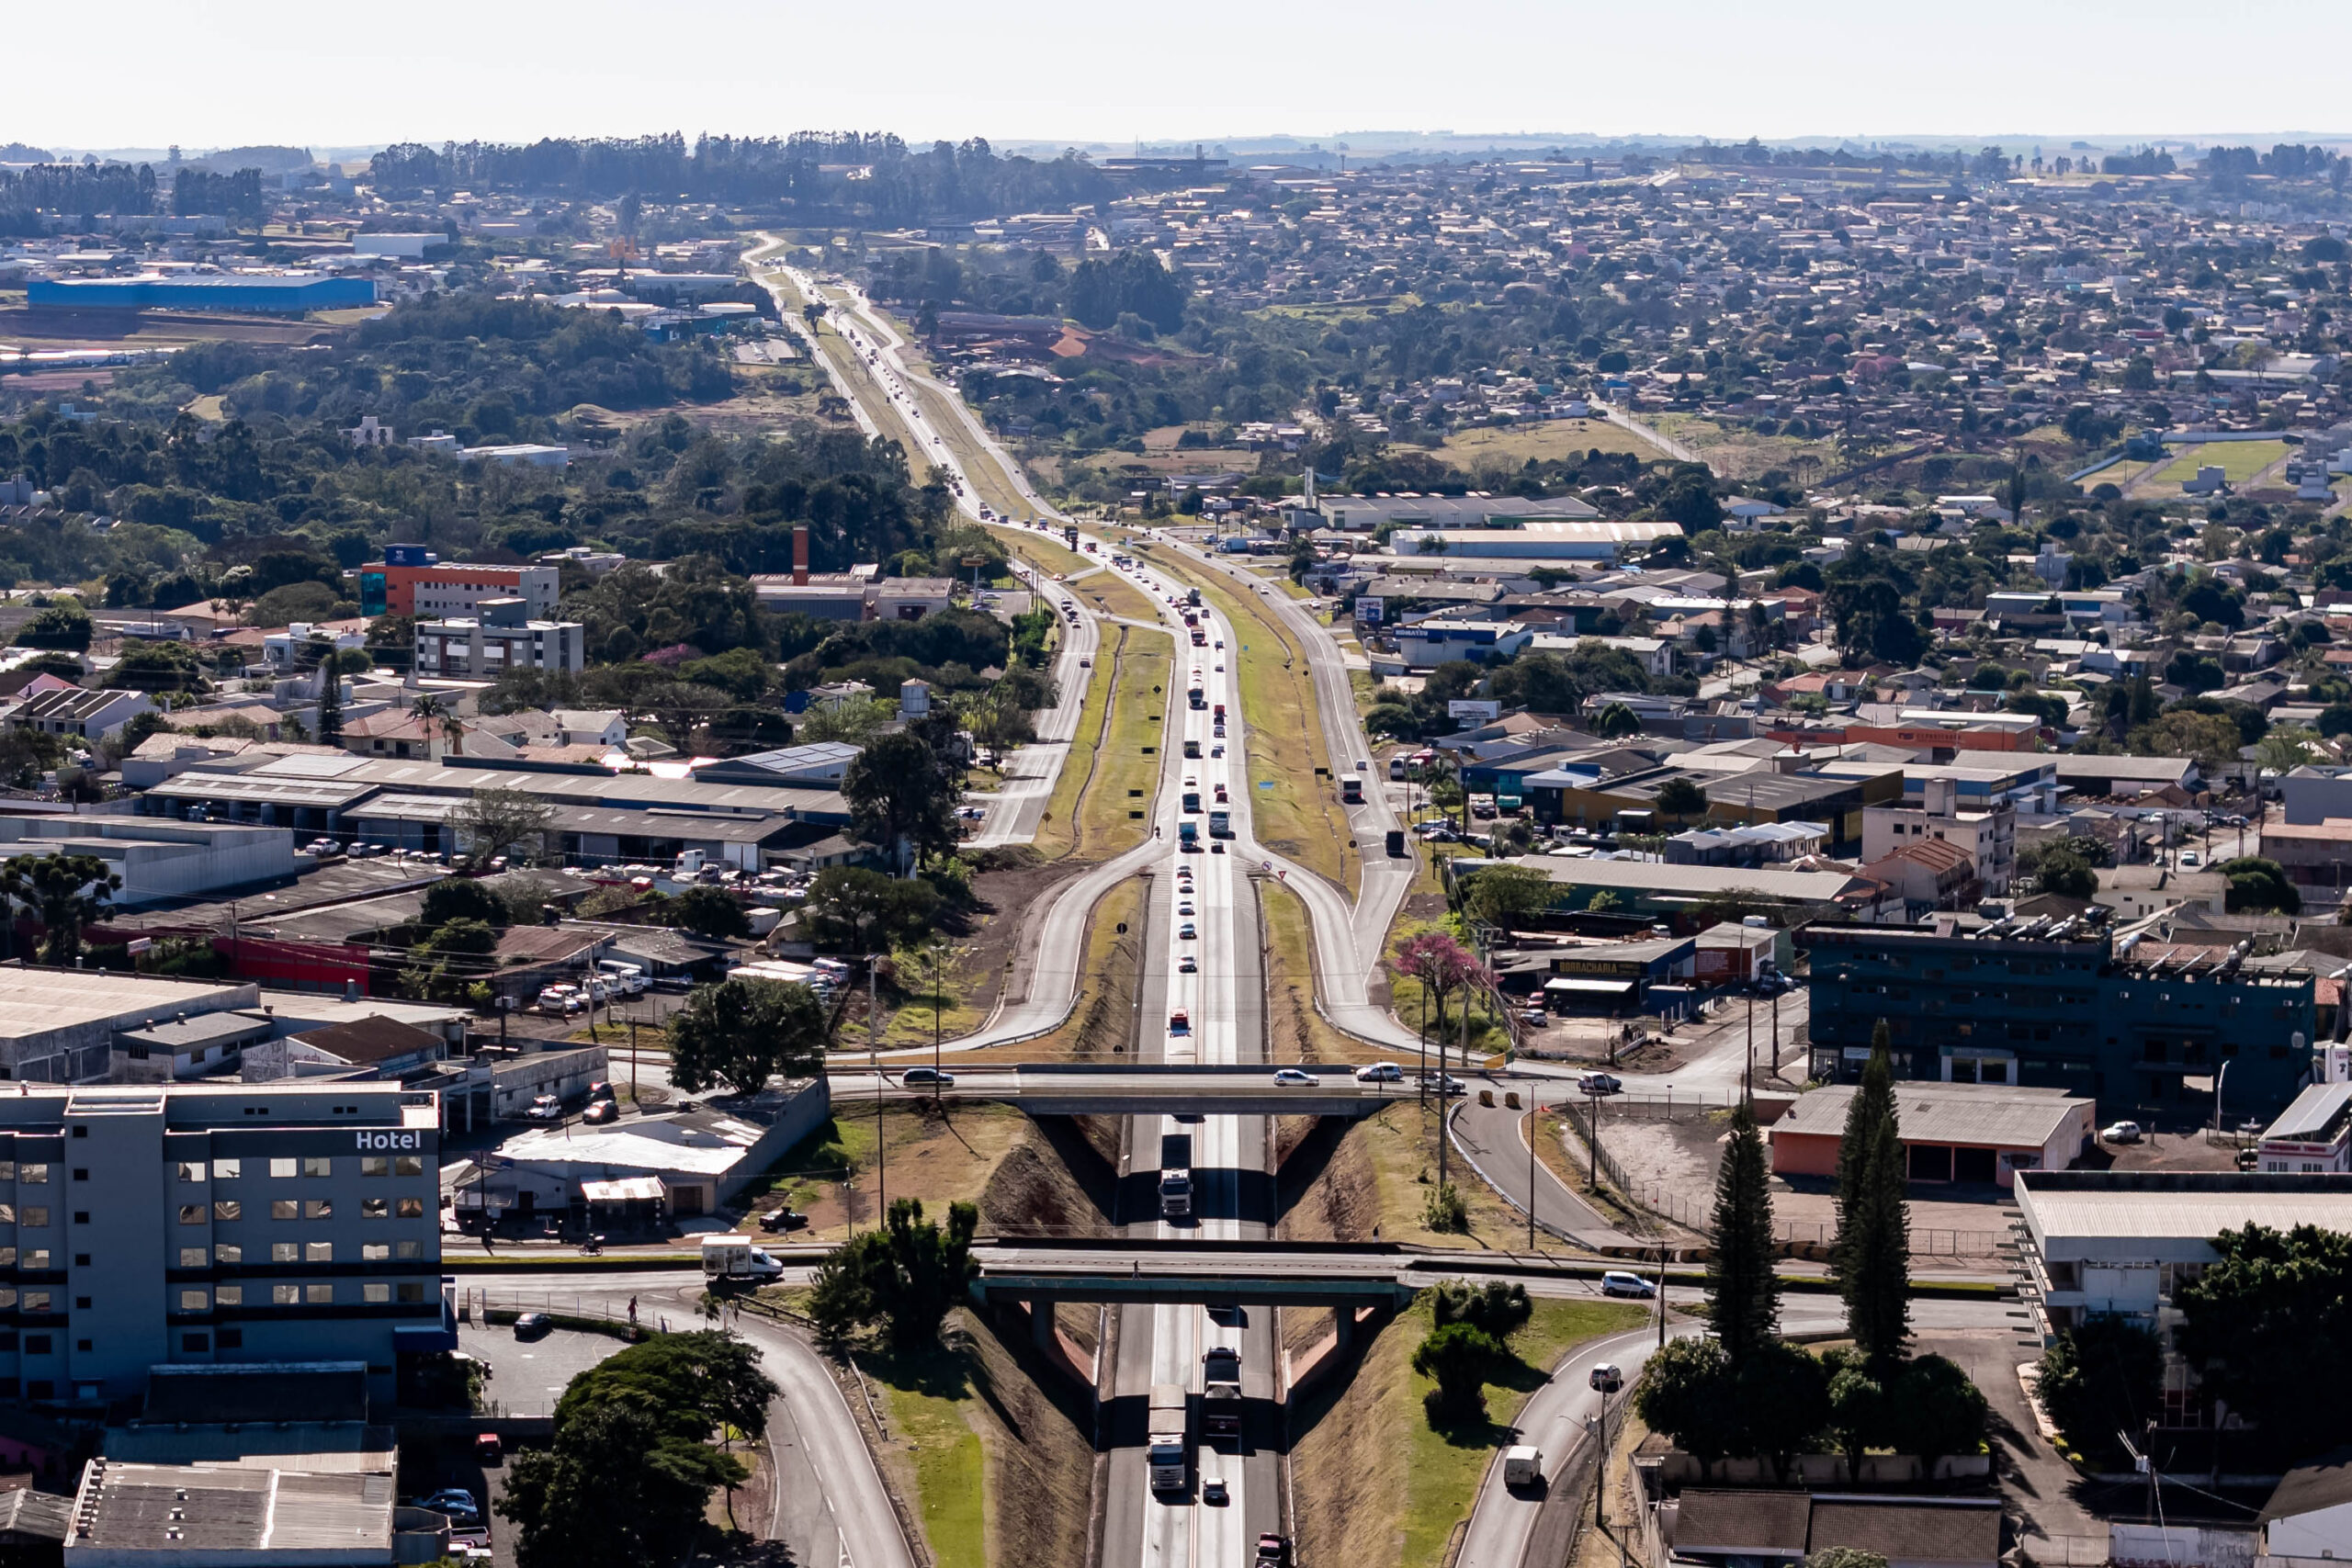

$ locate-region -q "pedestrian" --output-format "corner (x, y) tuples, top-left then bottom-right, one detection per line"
(628, 1296), (639, 1326)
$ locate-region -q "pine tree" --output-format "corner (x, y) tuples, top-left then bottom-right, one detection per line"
(1707, 1100), (1781, 1369)
(1833, 1021), (1897, 1269)
(1834, 1026), (1912, 1371)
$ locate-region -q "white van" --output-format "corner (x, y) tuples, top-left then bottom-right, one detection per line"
(596, 961), (648, 996)
(1502, 1447), (1543, 1489)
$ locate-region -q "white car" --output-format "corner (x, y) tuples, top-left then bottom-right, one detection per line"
(1354, 1062), (1404, 1083)
(2102, 1121), (2143, 1144)
(1272, 1067), (1316, 1087)
(537, 985), (582, 1016)
(1599, 1270), (1657, 1299)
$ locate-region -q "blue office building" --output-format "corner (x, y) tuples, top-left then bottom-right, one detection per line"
(1807, 918), (2317, 1118)
(28, 275), (377, 315)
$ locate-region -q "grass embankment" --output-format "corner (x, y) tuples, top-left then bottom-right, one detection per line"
(1073, 627), (1172, 856)
(859, 1308), (1092, 1568)
(1291, 1297), (1648, 1568)
(1152, 553), (1354, 894)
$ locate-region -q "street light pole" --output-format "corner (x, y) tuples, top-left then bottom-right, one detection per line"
(1528, 1097), (1539, 1252)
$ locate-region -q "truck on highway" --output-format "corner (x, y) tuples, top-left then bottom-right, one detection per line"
(1183, 739), (1202, 758)
(1182, 792), (1201, 814)
(1189, 687), (1205, 710)
(1063, 525), (1080, 548)
(1186, 587), (1204, 607)
(1178, 821), (1200, 851)
(1159, 1133), (1193, 1219)
(1202, 1346), (1242, 1438)
(1213, 703), (1226, 722)
(700, 1235), (785, 1283)
(1341, 777), (1364, 805)
(1208, 808), (1231, 839)
(1147, 1383), (1191, 1492)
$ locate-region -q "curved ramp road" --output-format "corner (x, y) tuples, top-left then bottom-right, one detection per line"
(461, 1268), (915, 1568)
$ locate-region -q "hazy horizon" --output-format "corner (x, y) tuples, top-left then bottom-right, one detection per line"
(12, 0), (2352, 156)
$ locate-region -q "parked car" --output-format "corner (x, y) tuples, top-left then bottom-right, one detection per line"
(1600, 1270), (1657, 1299)
(512, 1312), (551, 1339)
(581, 1100), (617, 1125)
(536, 985), (582, 1016)
(758, 1207), (808, 1233)
(417, 1488), (481, 1521)
(523, 1096), (562, 1122)
(2102, 1121), (2143, 1144)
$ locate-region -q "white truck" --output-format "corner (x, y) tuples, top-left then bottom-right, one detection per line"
(1147, 1382), (1191, 1493)
(1502, 1445), (1543, 1490)
(700, 1235), (785, 1282)
(1159, 1132), (1193, 1221)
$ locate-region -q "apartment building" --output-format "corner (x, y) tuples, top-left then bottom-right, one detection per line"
(0, 1082), (447, 1405)
(413, 598), (584, 678)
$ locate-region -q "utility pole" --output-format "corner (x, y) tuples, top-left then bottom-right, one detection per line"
(1745, 990), (1755, 1106)
(1592, 1382), (1612, 1532)
(1656, 1239), (1668, 1348)
(868, 952), (886, 1221)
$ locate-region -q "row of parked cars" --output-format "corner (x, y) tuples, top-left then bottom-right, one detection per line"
(535, 962), (650, 1015)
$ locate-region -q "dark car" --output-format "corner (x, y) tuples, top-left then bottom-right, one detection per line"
(582, 1100), (618, 1125)
(758, 1207), (808, 1233)
(1256, 1535), (1293, 1567)
(513, 1312), (551, 1339)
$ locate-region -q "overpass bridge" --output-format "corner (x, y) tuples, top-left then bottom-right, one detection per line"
(829, 1062), (1430, 1119)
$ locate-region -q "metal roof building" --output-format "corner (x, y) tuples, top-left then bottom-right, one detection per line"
(30, 276), (378, 315)
(1770, 1081), (2094, 1188)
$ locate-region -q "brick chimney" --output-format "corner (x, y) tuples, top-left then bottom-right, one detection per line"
(793, 525), (809, 586)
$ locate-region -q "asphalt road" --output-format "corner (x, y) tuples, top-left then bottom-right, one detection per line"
(1449, 1096), (1627, 1249)
(462, 1267), (914, 1568)
(1095, 559), (1283, 1568)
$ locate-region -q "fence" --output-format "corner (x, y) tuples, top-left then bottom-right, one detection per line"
(1564, 1104), (2011, 1257)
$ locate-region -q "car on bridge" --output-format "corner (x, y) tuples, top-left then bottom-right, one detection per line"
(902, 1066), (956, 1088)
(1272, 1068), (1316, 1087)
(1169, 1010), (1190, 1035)
(1354, 1062), (1403, 1083)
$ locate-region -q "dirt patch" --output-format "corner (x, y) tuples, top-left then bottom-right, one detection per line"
(1275, 1116), (1381, 1243)
(951, 856), (1103, 1037)
(979, 1116), (1119, 1238)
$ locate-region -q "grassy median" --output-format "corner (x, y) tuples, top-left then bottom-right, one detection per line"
(1072, 626), (1172, 858)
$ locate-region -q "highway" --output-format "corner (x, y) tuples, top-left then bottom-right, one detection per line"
(1093, 555), (1281, 1568)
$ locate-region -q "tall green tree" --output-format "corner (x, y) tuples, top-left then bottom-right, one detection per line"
(1834, 1027), (1911, 1372)
(498, 1330), (775, 1568)
(2175, 1223), (2352, 1452)
(1707, 1101), (1781, 1369)
(807, 1198), (980, 1349)
(1411, 1322), (1508, 1423)
(1, 852), (121, 965)
(842, 729), (959, 875)
(667, 977), (829, 1095)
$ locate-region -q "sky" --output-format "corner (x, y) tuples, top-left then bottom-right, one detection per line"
(15, 0), (2352, 156)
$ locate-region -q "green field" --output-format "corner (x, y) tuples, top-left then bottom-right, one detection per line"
(2140, 440), (2290, 491)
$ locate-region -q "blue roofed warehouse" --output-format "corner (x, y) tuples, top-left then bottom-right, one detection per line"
(28, 274), (378, 314)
